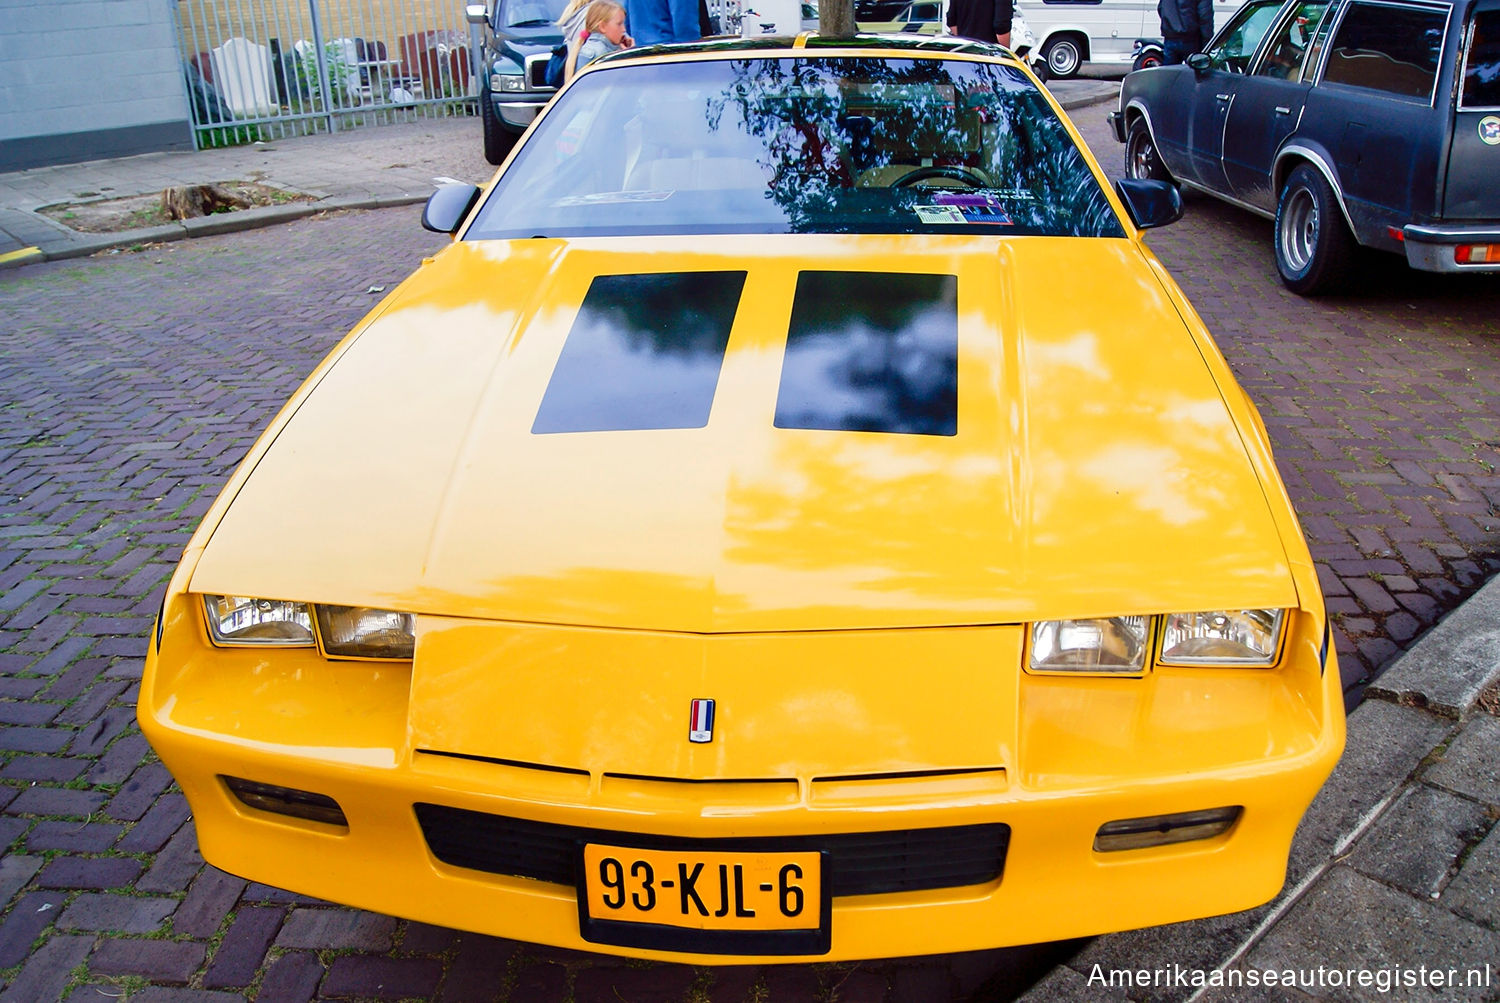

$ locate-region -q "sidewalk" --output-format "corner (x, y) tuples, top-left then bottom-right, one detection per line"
(1025, 574), (1500, 1002)
(0, 76), (1122, 269)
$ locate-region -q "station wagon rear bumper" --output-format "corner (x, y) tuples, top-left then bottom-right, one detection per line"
(1402, 223), (1500, 273)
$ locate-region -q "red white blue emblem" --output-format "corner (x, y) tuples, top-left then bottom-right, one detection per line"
(689, 699), (715, 743)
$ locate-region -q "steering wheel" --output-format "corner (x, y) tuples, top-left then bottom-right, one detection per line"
(893, 165), (991, 189)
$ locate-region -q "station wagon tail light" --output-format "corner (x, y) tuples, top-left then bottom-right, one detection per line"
(203, 595), (314, 646)
(316, 604), (416, 660)
(1455, 244), (1500, 264)
(1028, 617), (1149, 674)
(1158, 609), (1284, 666)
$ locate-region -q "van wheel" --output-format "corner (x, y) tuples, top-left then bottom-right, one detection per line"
(1041, 35), (1084, 78)
(1274, 164), (1356, 295)
(1125, 117), (1172, 184)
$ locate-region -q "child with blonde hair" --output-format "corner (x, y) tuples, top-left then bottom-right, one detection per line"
(557, 0), (633, 81)
(574, 1), (634, 72)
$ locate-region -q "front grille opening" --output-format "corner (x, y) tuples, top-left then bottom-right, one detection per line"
(416, 749), (590, 777)
(414, 803), (1008, 897)
(222, 776), (348, 828)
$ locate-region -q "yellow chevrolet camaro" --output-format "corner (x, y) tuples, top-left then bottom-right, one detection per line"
(140, 34), (1344, 963)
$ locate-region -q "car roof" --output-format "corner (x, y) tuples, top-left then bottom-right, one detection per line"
(596, 31), (1016, 64)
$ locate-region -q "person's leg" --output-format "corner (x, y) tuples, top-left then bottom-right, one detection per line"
(667, 0), (701, 41)
(1162, 36), (1193, 64)
(631, 0), (676, 46)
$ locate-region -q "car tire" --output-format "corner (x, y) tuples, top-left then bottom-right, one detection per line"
(1124, 117), (1172, 184)
(1274, 163), (1356, 295)
(481, 79), (518, 166)
(1132, 50), (1162, 71)
(1041, 35), (1083, 78)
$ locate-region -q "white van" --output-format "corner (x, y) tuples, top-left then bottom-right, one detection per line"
(1019, 0), (1240, 78)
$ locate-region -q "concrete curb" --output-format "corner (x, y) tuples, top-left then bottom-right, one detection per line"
(1367, 572), (1500, 717)
(1, 193), (432, 269)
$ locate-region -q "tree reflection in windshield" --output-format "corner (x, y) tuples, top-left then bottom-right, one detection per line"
(466, 55), (1123, 239)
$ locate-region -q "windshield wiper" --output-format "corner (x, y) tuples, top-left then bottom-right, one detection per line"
(508, 18), (555, 26)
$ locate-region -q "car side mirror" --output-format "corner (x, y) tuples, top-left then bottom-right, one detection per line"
(1186, 52), (1211, 74)
(465, 4), (489, 24)
(1114, 178), (1183, 230)
(422, 183), (483, 235)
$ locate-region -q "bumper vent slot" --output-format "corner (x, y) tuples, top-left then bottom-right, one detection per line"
(414, 803), (1008, 897)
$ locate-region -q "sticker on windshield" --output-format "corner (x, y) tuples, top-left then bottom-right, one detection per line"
(1480, 116), (1500, 146)
(552, 190), (674, 207)
(915, 205), (966, 224)
(915, 193), (1013, 226)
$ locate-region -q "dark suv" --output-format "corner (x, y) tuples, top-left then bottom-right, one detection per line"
(1109, 0), (1500, 293)
(467, 0), (567, 164)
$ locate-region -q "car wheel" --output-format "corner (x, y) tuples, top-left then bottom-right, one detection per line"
(1274, 163), (1356, 295)
(1124, 117), (1172, 184)
(1041, 35), (1083, 78)
(1132, 50), (1163, 71)
(481, 79), (517, 166)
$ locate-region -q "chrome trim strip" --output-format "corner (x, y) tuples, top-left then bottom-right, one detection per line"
(1272, 143), (1359, 232)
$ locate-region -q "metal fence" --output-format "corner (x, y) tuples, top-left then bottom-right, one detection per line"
(172, 0), (480, 148)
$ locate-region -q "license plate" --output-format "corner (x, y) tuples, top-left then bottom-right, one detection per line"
(577, 843), (829, 955)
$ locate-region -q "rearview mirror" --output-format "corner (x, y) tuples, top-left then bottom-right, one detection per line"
(1186, 52), (1211, 74)
(422, 183), (483, 235)
(1114, 178), (1183, 230)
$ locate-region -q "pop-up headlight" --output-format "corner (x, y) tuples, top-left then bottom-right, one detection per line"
(1158, 610), (1284, 666)
(1028, 616), (1149, 674)
(203, 595), (314, 646)
(316, 605), (415, 660)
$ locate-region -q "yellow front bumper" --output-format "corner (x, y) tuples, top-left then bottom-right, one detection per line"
(140, 592), (1344, 964)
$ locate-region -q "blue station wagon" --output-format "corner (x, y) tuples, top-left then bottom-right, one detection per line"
(1109, 0), (1500, 293)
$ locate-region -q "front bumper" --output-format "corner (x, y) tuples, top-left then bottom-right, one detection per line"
(140, 592), (1344, 964)
(489, 93), (549, 131)
(1403, 223), (1500, 273)
(1107, 111), (1127, 144)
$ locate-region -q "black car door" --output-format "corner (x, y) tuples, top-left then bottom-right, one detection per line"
(1446, 3), (1500, 220)
(1222, 0), (1336, 208)
(1302, 0), (1453, 240)
(1183, 0), (1286, 190)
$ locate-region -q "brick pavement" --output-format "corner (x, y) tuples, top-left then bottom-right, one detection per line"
(0, 111), (1497, 1000)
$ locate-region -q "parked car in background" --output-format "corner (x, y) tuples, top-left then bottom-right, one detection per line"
(1021, 0), (1240, 78)
(856, 0), (945, 31)
(1111, 0), (1500, 293)
(467, 0), (563, 164)
(141, 34), (1343, 964)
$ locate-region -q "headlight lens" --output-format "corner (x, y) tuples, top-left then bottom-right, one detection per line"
(493, 72), (527, 92)
(1159, 609), (1284, 665)
(203, 595), (314, 646)
(1029, 616), (1149, 674)
(316, 604), (415, 659)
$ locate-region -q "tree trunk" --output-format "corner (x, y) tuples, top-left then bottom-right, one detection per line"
(818, 0), (856, 37)
(161, 184), (252, 220)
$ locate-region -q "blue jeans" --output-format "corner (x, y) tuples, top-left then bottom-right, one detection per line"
(630, 0), (701, 44)
(1163, 36), (1197, 65)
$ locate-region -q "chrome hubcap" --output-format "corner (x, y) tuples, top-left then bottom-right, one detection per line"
(1280, 188), (1318, 271)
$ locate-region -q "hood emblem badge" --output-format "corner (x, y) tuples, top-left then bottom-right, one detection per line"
(689, 699), (715, 744)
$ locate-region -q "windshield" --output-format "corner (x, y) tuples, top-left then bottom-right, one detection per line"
(464, 55), (1125, 238)
(502, 0), (568, 27)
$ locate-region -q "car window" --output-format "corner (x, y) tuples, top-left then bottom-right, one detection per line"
(1321, 0), (1450, 101)
(1206, 0), (1284, 73)
(502, 0), (567, 26)
(1253, 0), (1334, 79)
(1461, 9), (1500, 107)
(464, 56), (1126, 239)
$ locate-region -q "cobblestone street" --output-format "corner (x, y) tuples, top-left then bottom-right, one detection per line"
(0, 109), (1497, 1000)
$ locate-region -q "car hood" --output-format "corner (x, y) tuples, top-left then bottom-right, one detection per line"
(191, 234), (1297, 632)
